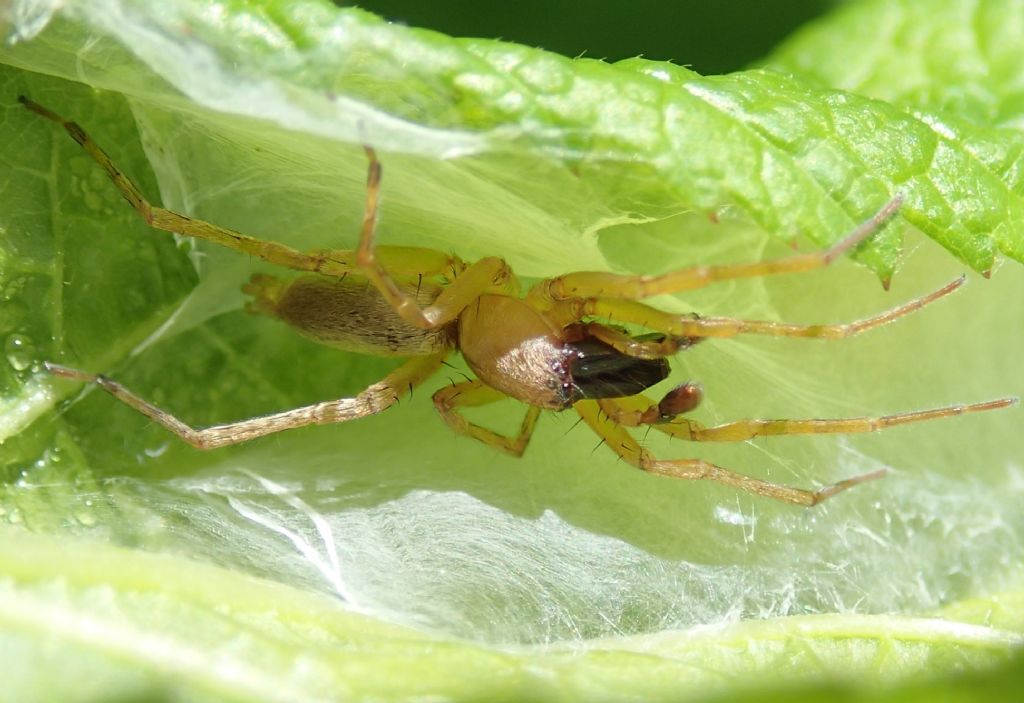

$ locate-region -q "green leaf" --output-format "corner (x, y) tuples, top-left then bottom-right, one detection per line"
(765, 0), (1024, 270)
(1, 0), (1023, 701)
(765, 0), (1024, 125)
(2, 0), (1022, 278)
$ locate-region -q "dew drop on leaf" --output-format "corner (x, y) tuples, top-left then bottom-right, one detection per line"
(4, 333), (36, 371)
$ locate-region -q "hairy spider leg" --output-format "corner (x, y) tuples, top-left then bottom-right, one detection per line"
(44, 355), (446, 450)
(18, 96), (462, 281)
(24, 95), (520, 333)
(575, 400), (885, 506)
(538, 195), (904, 301)
(26, 97), (533, 426)
(597, 394), (1019, 441)
(21, 96), (522, 333)
(571, 275), (966, 341)
(577, 322), (702, 359)
(433, 380), (542, 457)
(354, 147), (519, 330)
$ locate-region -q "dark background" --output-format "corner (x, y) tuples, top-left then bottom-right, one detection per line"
(349, 1), (839, 74)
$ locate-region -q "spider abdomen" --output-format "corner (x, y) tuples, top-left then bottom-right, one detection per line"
(245, 273), (456, 356)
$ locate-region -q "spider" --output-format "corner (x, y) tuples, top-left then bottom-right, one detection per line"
(22, 95), (1016, 507)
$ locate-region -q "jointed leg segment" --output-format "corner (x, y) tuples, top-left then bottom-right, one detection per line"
(18, 95), (395, 279)
(354, 148), (519, 329)
(45, 355), (446, 450)
(598, 394), (1019, 441)
(575, 401), (885, 506)
(578, 323), (702, 359)
(433, 381), (541, 457)
(574, 275), (966, 341)
(540, 196), (904, 300)
(21, 95), (517, 334)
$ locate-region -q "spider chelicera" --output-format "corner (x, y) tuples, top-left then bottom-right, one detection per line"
(22, 95), (1016, 507)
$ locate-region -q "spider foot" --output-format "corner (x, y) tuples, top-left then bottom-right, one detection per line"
(43, 361), (97, 383)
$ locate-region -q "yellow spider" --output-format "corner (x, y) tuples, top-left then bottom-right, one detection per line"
(21, 95), (1016, 506)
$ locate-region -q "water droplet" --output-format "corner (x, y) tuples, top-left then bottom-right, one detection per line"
(7, 509), (22, 524)
(5, 333), (35, 371)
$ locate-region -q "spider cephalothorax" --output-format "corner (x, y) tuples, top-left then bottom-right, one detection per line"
(24, 94), (1016, 507)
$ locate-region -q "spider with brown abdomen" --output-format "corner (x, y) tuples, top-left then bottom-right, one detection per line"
(21, 95), (1017, 507)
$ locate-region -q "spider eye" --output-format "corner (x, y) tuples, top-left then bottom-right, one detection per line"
(567, 337), (669, 401)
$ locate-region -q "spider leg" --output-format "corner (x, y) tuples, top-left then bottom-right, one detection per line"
(597, 394), (1018, 441)
(433, 380), (541, 456)
(575, 400), (885, 506)
(577, 322), (702, 360)
(310, 245), (469, 279)
(539, 195), (903, 301)
(354, 147), (518, 330)
(574, 275), (965, 341)
(19, 96), (463, 280)
(44, 354), (446, 449)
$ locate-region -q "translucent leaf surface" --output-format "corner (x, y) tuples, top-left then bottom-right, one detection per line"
(1, 1), (1023, 701)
